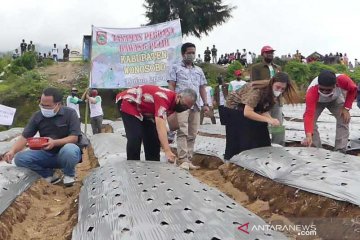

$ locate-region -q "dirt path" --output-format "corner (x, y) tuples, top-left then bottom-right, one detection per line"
(191, 155), (360, 240)
(38, 62), (89, 87)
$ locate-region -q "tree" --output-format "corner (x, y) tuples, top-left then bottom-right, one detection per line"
(143, 0), (235, 38)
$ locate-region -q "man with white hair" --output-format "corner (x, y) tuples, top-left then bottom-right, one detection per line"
(116, 85), (197, 163)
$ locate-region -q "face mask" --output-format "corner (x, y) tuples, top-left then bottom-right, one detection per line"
(318, 89), (334, 97)
(40, 105), (58, 118)
(174, 103), (189, 113)
(273, 90), (282, 97)
(183, 54), (195, 62)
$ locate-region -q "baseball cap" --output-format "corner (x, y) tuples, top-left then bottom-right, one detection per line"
(261, 46), (275, 55)
(71, 87), (78, 92)
(91, 89), (98, 96)
(234, 70), (242, 76)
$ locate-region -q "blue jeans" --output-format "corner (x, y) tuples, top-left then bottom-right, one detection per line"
(14, 143), (81, 178)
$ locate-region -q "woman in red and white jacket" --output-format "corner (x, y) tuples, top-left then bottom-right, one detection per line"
(303, 70), (357, 152)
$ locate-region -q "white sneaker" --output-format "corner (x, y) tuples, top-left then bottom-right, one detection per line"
(179, 162), (200, 170)
(45, 174), (61, 184)
(63, 175), (75, 187)
(188, 162), (200, 170)
(179, 162), (190, 170)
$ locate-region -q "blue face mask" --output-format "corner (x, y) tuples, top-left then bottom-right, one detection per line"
(40, 105), (58, 118)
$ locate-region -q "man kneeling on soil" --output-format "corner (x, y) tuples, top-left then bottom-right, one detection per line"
(116, 85), (197, 167)
(2, 88), (82, 186)
(303, 70), (357, 152)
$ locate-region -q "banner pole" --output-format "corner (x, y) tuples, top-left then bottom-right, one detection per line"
(85, 25), (94, 135)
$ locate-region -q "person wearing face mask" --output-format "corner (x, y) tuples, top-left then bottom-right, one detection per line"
(224, 72), (298, 160)
(168, 42), (209, 170)
(84, 89), (103, 134)
(1, 88), (82, 187)
(66, 87), (83, 119)
(303, 70), (357, 152)
(251, 45), (284, 145)
(116, 85), (197, 163)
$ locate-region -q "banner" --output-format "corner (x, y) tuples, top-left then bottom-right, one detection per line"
(90, 19), (182, 89)
(0, 104), (16, 126)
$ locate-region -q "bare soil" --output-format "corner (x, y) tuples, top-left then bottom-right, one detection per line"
(38, 62), (89, 88)
(191, 155), (360, 240)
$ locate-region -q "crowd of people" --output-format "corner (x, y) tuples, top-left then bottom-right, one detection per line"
(196, 45), (257, 67)
(197, 44), (359, 72)
(1, 42), (358, 186)
(276, 49), (358, 70)
(13, 39), (71, 62)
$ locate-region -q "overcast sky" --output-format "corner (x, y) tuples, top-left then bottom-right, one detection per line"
(1, 0), (359, 61)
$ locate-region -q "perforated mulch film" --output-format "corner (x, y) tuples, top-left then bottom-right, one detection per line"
(72, 161), (286, 240)
(230, 146), (360, 206)
(0, 166), (40, 215)
(0, 128), (23, 142)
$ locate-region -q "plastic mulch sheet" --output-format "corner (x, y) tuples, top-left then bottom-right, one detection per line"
(0, 128), (23, 142)
(72, 161), (286, 240)
(0, 166), (40, 215)
(230, 147), (360, 206)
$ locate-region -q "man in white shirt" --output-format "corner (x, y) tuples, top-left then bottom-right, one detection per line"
(247, 51), (253, 65)
(228, 70), (247, 93)
(85, 89), (103, 134)
(52, 43), (59, 62)
(66, 87), (83, 119)
(195, 54), (202, 64)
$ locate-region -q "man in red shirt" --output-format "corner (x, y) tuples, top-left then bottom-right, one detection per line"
(303, 70), (357, 152)
(116, 85), (197, 162)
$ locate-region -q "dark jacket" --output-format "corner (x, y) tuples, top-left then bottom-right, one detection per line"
(250, 61), (281, 81)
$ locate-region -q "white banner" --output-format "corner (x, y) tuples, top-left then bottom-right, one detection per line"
(90, 19), (182, 89)
(0, 104), (16, 126)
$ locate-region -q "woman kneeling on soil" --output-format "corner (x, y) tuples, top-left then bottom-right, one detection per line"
(224, 72), (298, 160)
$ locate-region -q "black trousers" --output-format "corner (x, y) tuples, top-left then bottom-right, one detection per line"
(218, 105), (227, 125)
(121, 111), (160, 161)
(224, 107), (271, 160)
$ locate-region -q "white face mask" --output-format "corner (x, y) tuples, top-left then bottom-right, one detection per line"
(40, 105), (58, 118)
(273, 90), (282, 97)
(183, 54), (195, 62)
(318, 89), (334, 98)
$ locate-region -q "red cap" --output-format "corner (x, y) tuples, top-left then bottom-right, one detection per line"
(261, 45), (275, 55)
(91, 89), (98, 97)
(234, 70), (242, 76)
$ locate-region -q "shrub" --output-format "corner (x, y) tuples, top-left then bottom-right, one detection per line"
(38, 58), (54, 67)
(0, 57), (11, 73)
(307, 62), (337, 80)
(11, 52), (37, 72)
(349, 67), (360, 83)
(198, 62), (227, 87)
(226, 60), (243, 79)
(284, 60), (310, 87)
(7, 65), (27, 75)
